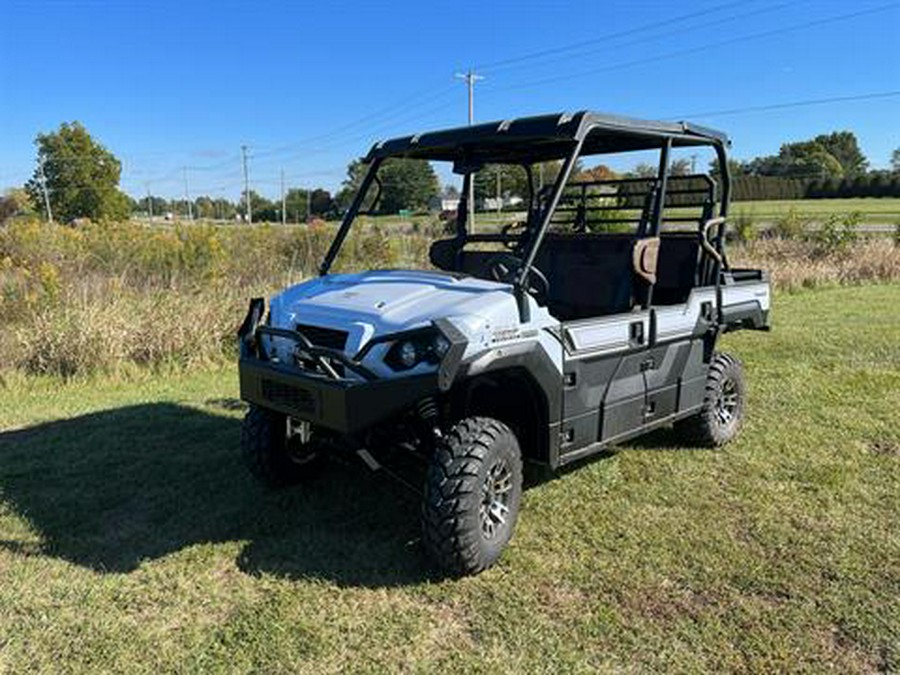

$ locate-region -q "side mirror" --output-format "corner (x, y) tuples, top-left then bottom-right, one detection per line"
(453, 157), (484, 175)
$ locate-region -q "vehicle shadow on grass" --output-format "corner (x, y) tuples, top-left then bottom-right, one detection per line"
(0, 403), (438, 588)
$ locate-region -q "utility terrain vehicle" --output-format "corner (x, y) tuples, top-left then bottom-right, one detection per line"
(238, 111), (770, 576)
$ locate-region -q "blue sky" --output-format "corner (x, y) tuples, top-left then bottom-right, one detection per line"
(1, 0), (898, 200)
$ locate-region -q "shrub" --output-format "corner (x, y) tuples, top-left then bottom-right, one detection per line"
(730, 211), (756, 243)
(809, 212), (860, 256)
(772, 208), (808, 239)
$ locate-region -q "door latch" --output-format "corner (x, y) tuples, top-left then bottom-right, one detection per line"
(629, 321), (644, 346)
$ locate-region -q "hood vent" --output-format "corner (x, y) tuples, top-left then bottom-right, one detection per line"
(295, 323), (349, 351)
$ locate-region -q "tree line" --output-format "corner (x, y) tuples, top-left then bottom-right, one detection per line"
(6, 121), (900, 224)
(714, 131), (900, 200)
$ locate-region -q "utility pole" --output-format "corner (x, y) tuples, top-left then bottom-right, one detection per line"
(38, 158), (53, 223)
(280, 168), (286, 226)
(183, 167), (193, 220)
(306, 187), (311, 222)
(691, 154), (698, 174)
(145, 182), (153, 222)
(241, 144), (251, 223)
(455, 69), (483, 230)
(496, 167), (501, 214)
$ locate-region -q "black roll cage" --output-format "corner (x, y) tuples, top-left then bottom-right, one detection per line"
(319, 110), (732, 322)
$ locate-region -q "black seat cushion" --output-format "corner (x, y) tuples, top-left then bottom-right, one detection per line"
(535, 234), (635, 320)
(654, 234), (700, 305)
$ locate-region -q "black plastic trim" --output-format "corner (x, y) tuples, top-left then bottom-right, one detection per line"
(456, 338), (564, 467)
(239, 358), (440, 434)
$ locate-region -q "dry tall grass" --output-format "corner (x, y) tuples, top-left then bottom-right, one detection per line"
(731, 237), (900, 291)
(1, 218), (897, 378)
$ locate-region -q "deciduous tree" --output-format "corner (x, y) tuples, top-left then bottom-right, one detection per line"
(337, 158), (438, 214)
(25, 121), (130, 222)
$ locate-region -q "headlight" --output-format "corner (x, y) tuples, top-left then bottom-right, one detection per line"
(384, 331), (448, 371)
(433, 334), (450, 359)
(398, 341), (418, 368)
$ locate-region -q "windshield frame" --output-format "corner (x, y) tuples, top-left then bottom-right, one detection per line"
(318, 123), (732, 320)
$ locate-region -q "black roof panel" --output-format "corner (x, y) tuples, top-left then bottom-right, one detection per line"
(365, 110), (729, 164)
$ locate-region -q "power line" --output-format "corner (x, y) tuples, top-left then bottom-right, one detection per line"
(249, 84), (457, 162)
(672, 90), (900, 120)
(244, 94), (461, 176)
(474, 0), (750, 72)
(481, 2), (899, 96)
(129, 0), (739, 188)
(479, 1), (800, 77)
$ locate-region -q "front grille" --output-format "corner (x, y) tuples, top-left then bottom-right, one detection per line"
(261, 378), (316, 415)
(295, 323), (348, 351)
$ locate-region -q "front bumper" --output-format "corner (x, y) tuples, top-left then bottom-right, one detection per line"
(239, 358), (441, 434)
(236, 298), (467, 434)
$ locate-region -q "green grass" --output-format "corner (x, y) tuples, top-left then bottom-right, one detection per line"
(1, 284), (899, 673)
(730, 198), (900, 225)
(363, 198), (900, 227)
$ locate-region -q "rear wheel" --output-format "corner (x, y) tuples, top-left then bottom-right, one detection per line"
(241, 405), (322, 487)
(674, 352), (745, 447)
(421, 416), (523, 576)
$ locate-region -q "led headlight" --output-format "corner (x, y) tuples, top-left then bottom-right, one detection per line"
(433, 334), (450, 359)
(385, 331), (449, 371)
(397, 340), (418, 368)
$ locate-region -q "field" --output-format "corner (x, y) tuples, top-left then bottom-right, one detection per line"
(730, 198), (900, 227)
(1, 284), (898, 672)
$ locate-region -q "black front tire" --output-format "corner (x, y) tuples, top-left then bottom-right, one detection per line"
(241, 405), (320, 487)
(421, 417), (523, 576)
(674, 352), (745, 447)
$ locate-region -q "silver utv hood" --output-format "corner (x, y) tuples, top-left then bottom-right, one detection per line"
(267, 270), (522, 355)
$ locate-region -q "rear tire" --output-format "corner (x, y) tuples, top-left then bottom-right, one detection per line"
(674, 352), (745, 447)
(421, 416), (523, 576)
(241, 405), (321, 487)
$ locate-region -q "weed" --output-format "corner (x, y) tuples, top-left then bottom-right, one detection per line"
(1, 217), (898, 377)
(809, 211), (861, 256)
(772, 207), (808, 239)
(730, 210), (757, 243)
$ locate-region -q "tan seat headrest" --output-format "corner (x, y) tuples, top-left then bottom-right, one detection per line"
(633, 237), (660, 284)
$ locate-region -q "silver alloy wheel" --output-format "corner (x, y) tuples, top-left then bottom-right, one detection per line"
(480, 458), (513, 540)
(716, 377), (739, 427)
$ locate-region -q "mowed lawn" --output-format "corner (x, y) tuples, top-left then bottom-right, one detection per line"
(730, 197), (900, 225)
(0, 284), (898, 673)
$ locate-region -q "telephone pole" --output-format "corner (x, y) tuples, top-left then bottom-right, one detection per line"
(182, 167), (193, 220)
(280, 168), (286, 226)
(241, 144), (251, 223)
(455, 69), (484, 230)
(145, 182), (153, 222)
(306, 187), (311, 222)
(38, 158), (53, 223)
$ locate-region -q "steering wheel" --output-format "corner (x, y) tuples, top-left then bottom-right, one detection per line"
(487, 253), (550, 305)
